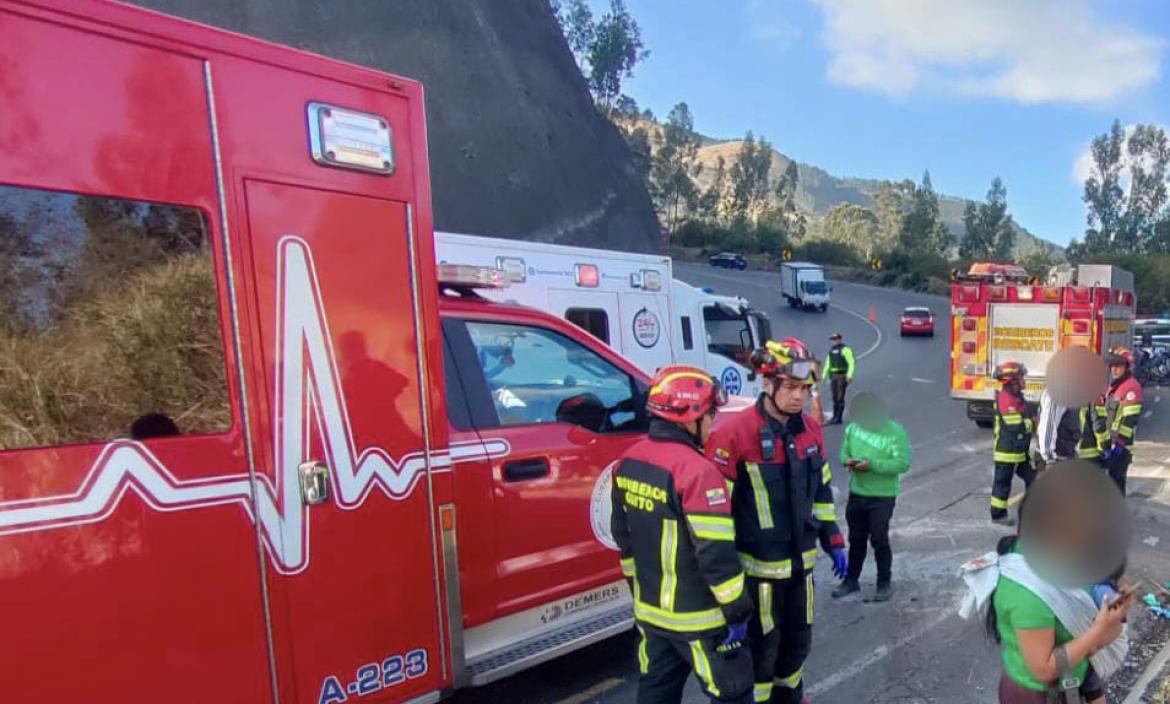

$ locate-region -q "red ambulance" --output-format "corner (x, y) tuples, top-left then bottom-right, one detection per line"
(0, 1), (647, 701)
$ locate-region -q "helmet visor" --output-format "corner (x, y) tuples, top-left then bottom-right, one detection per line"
(781, 360), (816, 382)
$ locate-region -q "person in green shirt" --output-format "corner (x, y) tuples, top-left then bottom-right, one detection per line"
(830, 393), (910, 602)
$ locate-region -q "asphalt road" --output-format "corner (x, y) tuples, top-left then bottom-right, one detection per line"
(453, 264), (1170, 704)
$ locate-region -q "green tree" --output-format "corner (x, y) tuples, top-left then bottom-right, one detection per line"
(873, 179), (912, 250)
(550, 0), (647, 113)
(959, 177), (1015, 260)
(727, 132), (774, 223)
(650, 103), (703, 237)
(1071, 120), (1170, 257)
(899, 171), (952, 255)
(821, 203), (879, 257)
(695, 155), (726, 223)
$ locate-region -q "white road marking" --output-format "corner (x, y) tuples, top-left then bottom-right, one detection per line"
(805, 605), (959, 697)
(911, 377), (934, 384)
(1121, 637), (1170, 704)
(830, 300), (883, 360)
(1145, 410), (1154, 419)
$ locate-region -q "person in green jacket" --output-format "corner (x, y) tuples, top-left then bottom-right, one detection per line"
(831, 393), (910, 602)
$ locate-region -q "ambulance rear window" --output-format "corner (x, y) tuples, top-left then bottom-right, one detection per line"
(0, 184), (231, 451)
(565, 308), (610, 344)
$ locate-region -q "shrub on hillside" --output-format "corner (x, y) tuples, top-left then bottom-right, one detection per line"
(795, 239), (861, 267)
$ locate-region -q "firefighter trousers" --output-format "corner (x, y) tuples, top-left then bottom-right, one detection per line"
(635, 626), (754, 704)
(990, 461), (1035, 519)
(746, 574), (814, 704)
(830, 374), (849, 422)
(1101, 449), (1132, 497)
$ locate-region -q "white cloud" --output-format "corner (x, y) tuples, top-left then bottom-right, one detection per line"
(811, 0), (1164, 103)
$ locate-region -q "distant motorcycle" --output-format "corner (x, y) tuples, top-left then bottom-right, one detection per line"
(1138, 346), (1170, 386)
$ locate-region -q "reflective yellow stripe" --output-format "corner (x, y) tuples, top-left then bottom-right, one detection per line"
(690, 641), (720, 698)
(621, 557), (636, 577)
(634, 600), (726, 632)
(1117, 425), (1135, 439)
(806, 573), (815, 625)
(754, 682), (774, 702)
(660, 519), (678, 611)
(803, 548), (818, 571)
(739, 553), (792, 579)
(812, 502), (836, 521)
(776, 666), (804, 689)
(637, 626), (649, 674)
(822, 461), (832, 485)
(711, 572), (745, 605)
(994, 451), (1028, 463)
(1000, 413), (1023, 424)
(1120, 404), (1143, 418)
(1078, 447), (1101, 459)
(759, 582), (775, 636)
(650, 371), (710, 395)
(990, 496), (1009, 509)
(745, 463), (774, 529)
(688, 514), (736, 542)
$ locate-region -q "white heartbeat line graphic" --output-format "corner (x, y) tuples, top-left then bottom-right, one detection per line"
(0, 237), (509, 573)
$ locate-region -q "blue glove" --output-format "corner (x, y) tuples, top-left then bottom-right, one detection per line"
(1091, 582), (1119, 608)
(718, 621), (748, 652)
(1102, 445), (1125, 462)
(831, 548), (848, 580)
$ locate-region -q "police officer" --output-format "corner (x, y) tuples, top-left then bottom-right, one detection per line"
(1095, 347), (1143, 495)
(612, 364), (755, 704)
(707, 339), (848, 704)
(990, 361), (1036, 525)
(825, 332), (855, 425)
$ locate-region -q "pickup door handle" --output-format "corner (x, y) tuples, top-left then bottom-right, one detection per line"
(504, 458), (550, 482)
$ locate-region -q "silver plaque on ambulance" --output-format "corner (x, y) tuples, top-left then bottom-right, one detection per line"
(307, 102), (394, 174)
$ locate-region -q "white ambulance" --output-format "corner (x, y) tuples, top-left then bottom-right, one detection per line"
(435, 232), (771, 396)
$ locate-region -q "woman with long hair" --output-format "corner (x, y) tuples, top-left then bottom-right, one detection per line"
(959, 463), (1133, 703)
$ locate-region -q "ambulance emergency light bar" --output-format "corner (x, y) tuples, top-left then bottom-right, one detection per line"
(437, 263), (510, 289)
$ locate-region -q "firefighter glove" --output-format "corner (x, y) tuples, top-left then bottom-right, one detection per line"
(831, 547), (848, 580)
(718, 621), (749, 653)
(1102, 444), (1125, 462)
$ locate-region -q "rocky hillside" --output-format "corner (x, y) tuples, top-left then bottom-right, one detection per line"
(128, 0), (663, 252)
(692, 138), (1063, 258)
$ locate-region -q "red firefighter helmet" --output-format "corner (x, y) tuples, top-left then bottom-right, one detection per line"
(1106, 346), (1134, 368)
(749, 338), (816, 385)
(646, 365), (728, 423)
(993, 361), (1028, 384)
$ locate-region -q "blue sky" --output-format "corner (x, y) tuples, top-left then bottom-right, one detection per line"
(589, 0), (1169, 246)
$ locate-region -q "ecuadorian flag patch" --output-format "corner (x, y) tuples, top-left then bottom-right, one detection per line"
(712, 448), (731, 466)
(705, 487), (728, 506)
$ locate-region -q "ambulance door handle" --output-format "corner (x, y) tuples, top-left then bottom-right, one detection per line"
(503, 458), (549, 482)
(299, 460), (331, 505)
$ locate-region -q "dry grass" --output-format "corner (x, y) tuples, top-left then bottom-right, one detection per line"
(0, 254), (229, 450)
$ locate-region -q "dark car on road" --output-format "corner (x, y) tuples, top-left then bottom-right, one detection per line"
(708, 252), (747, 270)
(900, 307), (935, 336)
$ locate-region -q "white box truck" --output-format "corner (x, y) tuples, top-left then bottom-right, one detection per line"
(435, 232), (772, 396)
(780, 262), (830, 311)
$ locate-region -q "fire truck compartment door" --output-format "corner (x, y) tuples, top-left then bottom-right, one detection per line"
(243, 180), (446, 704)
(988, 303), (1060, 380)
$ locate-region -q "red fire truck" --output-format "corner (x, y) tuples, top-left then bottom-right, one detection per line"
(0, 1), (647, 701)
(950, 262), (1135, 426)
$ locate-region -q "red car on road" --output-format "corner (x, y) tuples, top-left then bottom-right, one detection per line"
(900, 307), (935, 336)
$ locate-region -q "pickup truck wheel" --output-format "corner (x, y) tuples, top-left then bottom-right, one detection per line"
(975, 419), (993, 429)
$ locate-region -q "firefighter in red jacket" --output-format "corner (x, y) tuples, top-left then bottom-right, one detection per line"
(1095, 346), (1143, 495)
(706, 338), (847, 704)
(612, 365), (755, 704)
(990, 361), (1036, 525)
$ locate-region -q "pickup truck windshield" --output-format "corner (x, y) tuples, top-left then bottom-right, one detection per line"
(704, 305), (752, 365)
